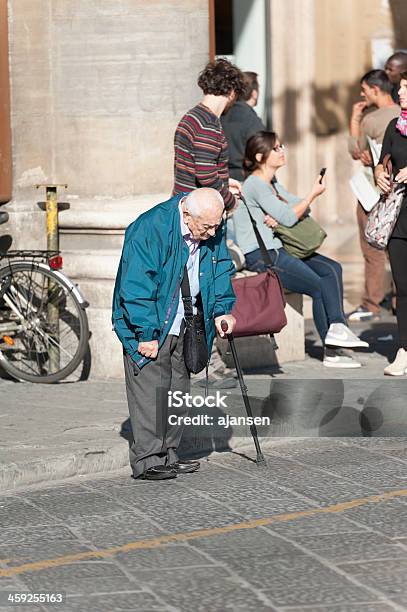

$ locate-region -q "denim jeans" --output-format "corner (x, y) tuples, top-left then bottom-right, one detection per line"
(244, 247), (347, 342)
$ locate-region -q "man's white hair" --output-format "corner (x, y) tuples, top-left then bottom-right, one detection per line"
(184, 188), (224, 218)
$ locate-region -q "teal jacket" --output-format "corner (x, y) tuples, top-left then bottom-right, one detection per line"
(112, 194), (236, 369)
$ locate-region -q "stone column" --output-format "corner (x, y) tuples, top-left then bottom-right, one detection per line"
(5, 0), (209, 378)
(269, 0), (317, 196)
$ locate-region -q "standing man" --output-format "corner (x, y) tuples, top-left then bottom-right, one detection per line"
(348, 69), (400, 321)
(221, 71), (266, 181)
(173, 58), (246, 211)
(112, 188), (236, 480)
(385, 51), (407, 103)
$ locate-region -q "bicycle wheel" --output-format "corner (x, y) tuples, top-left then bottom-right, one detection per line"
(0, 262), (89, 383)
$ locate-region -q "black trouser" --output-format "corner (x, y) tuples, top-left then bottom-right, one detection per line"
(123, 326), (190, 478)
(388, 236), (407, 350)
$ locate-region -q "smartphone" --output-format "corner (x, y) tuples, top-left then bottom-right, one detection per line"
(319, 168), (327, 183)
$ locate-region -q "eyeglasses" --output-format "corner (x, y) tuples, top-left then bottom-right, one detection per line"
(272, 144), (285, 152)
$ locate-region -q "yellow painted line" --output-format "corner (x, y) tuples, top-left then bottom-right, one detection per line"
(1, 488), (407, 578)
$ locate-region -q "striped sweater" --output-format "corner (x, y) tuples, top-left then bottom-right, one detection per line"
(173, 103), (235, 211)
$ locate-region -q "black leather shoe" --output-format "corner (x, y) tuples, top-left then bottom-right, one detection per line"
(178, 459), (200, 467)
(169, 461), (200, 474)
(141, 465), (177, 480)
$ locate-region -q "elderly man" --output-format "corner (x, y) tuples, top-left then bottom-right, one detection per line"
(112, 188), (236, 480)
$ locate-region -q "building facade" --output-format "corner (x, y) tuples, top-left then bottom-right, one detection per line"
(0, 0), (404, 378)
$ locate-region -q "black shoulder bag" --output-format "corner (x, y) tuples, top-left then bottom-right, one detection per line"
(181, 265), (209, 374)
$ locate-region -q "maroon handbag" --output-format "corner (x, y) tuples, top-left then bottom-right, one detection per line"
(231, 196), (287, 338)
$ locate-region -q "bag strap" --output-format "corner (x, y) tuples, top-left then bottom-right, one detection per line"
(270, 182), (289, 203)
(181, 265), (194, 318)
(240, 195), (274, 268)
(383, 153), (392, 177)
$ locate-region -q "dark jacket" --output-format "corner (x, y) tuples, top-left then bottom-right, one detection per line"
(112, 194), (236, 369)
(221, 101), (265, 181)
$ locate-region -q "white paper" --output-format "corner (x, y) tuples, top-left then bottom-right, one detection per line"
(366, 136), (382, 166)
(349, 167), (380, 212)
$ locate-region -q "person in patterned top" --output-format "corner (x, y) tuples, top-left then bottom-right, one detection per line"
(173, 58), (246, 212)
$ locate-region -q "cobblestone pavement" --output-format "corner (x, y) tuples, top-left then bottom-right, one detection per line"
(1, 438), (407, 611)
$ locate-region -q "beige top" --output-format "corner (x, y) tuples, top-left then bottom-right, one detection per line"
(348, 105), (400, 157)
(359, 105), (400, 150)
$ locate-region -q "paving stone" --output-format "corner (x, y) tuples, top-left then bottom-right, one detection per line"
(260, 581), (377, 608)
(340, 500), (407, 538)
(269, 514), (369, 537)
(0, 525), (78, 547)
(0, 607), (44, 612)
(289, 532), (407, 563)
(116, 544), (214, 571)
(67, 512), (164, 548)
(272, 446), (382, 468)
(0, 498), (57, 528)
(331, 461), (407, 490)
(339, 559), (407, 598)
(24, 489), (129, 519)
(43, 591), (167, 612)
(113, 486), (244, 531)
(280, 603), (395, 611)
(0, 539), (94, 568)
(136, 565), (277, 611)
(189, 529), (308, 557)
(390, 597), (407, 610)
(284, 481), (381, 505)
(19, 561), (137, 596)
(180, 463), (299, 501)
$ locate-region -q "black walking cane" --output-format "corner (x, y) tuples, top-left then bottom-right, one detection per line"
(221, 320), (266, 465)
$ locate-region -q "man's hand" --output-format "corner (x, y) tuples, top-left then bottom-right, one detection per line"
(137, 340), (159, 359)
(395, 167), (407, 183)
(228, 178), (242, 196)
(264, 214), (279, 228)
(360, 149), (373, 167)
(214, 314), (236, 337)
(351, 101), (367, 122)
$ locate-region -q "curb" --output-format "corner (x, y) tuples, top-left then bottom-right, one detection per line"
(0, 442), (129, 493)
(0, 436), (301, 493)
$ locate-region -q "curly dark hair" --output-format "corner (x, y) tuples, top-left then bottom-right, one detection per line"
(244, 131), (278, 177)
(197, 58), (245, 97)
(400, 70), (407, 81)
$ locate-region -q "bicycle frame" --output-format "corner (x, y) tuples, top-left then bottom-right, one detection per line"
(0, 250), (90, 383)
(0, 259), (88, 308)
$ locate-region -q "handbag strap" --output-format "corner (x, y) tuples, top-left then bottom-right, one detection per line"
(240, 195), (274, 268)
(383, 153), (392, 177)
(270, 182), (288, 203)
(181, 265), (194, 319)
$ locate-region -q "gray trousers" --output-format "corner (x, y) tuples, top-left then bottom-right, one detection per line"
(123, 328), (190, 477)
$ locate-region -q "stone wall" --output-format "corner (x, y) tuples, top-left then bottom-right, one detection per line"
(269, 0), (394, 227)
(2, 0), (209, 378)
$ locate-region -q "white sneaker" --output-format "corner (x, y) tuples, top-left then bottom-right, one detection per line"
(347, 306), (380, 322)
(323, 348), (362, 369)
(384, 348), (407, 376)
(325, 323), (369, 349)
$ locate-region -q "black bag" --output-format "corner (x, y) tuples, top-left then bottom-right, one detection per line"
(181, 265), (209, 374)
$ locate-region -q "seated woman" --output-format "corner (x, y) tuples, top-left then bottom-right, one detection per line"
(233, 131), (368, 368)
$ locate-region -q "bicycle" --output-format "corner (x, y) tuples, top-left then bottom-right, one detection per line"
(0, 211), (89, 383)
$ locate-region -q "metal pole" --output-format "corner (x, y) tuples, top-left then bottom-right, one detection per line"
(36, 184), (67, 374)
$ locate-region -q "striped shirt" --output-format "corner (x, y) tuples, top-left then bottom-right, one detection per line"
(173, 103), (235, 210)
